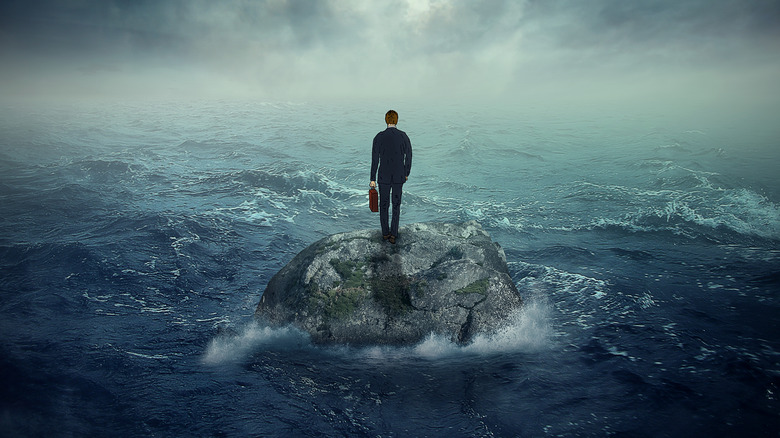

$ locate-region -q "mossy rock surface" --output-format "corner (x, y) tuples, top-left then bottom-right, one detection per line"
(256, 221), (523, 345)
(456, 278), (490, 295)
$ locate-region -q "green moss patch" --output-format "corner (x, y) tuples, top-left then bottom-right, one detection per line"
(455, 278), (489, 295)
(370, 274), (413, 316)
(297, 259), (373, 320)
(330, 258), (367, 289)
(315, 240), (339, 255)
(308, 287), (368, 320)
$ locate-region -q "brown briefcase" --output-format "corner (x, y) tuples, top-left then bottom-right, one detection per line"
(369, 187), (378, 212)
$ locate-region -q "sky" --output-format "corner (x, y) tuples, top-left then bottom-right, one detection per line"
(1, 0), (779, 119)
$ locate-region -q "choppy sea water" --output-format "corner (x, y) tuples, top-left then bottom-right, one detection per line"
(1, 100), (778, 436)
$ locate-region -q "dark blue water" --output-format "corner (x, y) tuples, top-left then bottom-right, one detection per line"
(1, 100), (778, 436)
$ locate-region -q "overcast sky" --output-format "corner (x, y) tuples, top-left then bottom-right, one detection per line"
(1, 0), (779, 116)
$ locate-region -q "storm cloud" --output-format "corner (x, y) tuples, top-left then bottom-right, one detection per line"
(1, 0), (778, 112)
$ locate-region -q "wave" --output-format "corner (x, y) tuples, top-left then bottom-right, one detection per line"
(413, 298), (552, 357)
(202, 163), (356, 200)
(201, 296), (553, 366)
(589, 188), (780, 242)
(202, 323), (312, 365)
(190, 164), (371, 226)
(552, 175), (780, 242)
(175, 140), (292, 160)
(74, 159), (138, 176)
(490, 148), (545, 161)
(403, 161), (778, 243)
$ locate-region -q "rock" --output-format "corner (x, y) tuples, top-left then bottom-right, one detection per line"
(255, 221), (523, 345)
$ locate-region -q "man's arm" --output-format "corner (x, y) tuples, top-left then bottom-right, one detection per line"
(370, 134), (380, 186)
(403, 132), (412, 180)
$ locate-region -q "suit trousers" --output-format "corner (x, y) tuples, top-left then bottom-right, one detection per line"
(379, 183), (403, 237)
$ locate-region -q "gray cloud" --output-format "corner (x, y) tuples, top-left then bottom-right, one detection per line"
(1, 0), (778, 109)
(523, 0), (780, 56)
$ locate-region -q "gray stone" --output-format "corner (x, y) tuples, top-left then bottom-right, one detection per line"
(255, 221), (523, 345)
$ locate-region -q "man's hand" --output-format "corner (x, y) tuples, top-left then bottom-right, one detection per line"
(370, 181), (376, 188)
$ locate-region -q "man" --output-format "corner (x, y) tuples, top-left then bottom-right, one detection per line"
(370, 110), (412, 244)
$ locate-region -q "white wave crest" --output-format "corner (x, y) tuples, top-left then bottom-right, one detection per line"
(588, 187), (780, 241)
(413, 299), (552, 358)
(202, 322), (311, 365)
(202, 297), (552, 366)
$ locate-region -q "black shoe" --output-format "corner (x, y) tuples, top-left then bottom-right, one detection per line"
(388, 235), (396, 244)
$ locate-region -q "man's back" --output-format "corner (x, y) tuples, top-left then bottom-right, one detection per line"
(371, 127), (412, 184)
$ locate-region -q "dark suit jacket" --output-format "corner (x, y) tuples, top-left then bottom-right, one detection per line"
(370, 127), (412, 184)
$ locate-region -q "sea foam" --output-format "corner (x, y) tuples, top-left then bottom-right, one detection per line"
(202, 295), (552, 366)
(202, 323), (311, 365)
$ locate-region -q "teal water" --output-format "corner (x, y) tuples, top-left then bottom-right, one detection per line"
(1, 100), (778, 436)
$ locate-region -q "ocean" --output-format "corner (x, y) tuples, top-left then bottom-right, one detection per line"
(1, 99), (778, 436)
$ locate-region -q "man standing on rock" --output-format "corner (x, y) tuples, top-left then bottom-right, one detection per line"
(370, 110), (412, 244)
